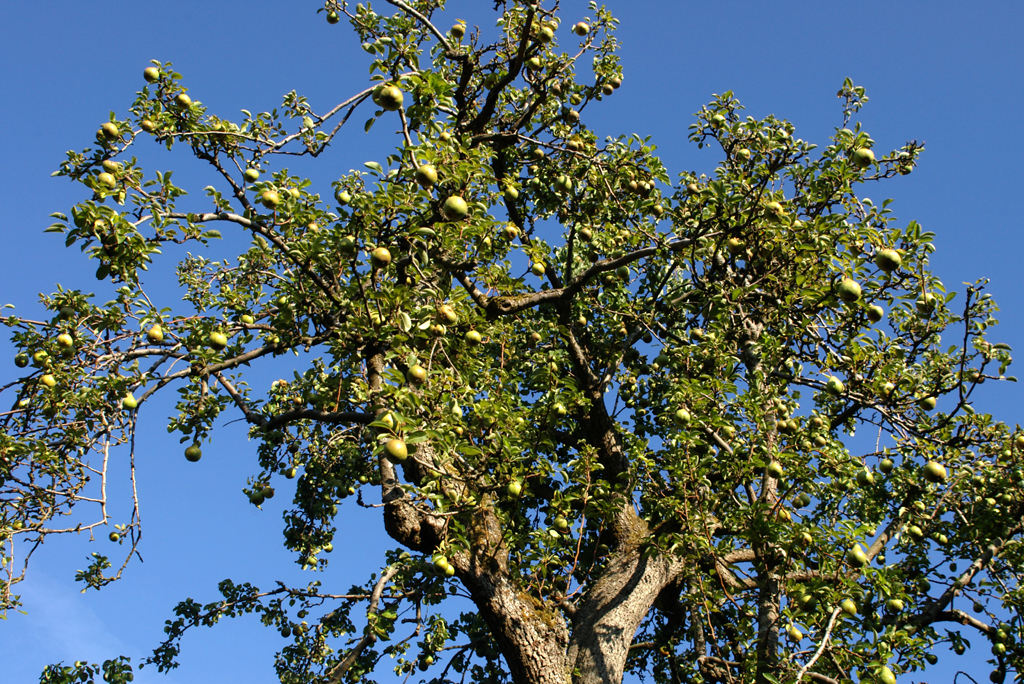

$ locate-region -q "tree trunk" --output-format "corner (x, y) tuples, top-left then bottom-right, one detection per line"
(754, 569), (781, 684)
(462, 569), (574, 684)
(568, 550), (684, 684)
(755, 473), (782, 684)
(451, 488), (574, 683)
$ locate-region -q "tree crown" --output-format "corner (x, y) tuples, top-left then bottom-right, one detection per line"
(3, 3), (1022, 684)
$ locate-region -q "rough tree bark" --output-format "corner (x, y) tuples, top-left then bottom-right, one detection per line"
(568, 551), (686, 683)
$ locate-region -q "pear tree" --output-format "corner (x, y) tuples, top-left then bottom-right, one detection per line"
(4, 2), (1024, 684)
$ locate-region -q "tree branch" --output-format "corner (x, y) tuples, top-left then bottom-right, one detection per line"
(327, 564), (400, 684)
(384, 0), (455, 56)
(918, 530), (1022, 625)
(264, 408), (374, 432)
(931, 609), (995, 636)
(796, 607), (842, 683)
(485, 239), (697, 318)
(212, 372), (267, 427)
(172, 211), (339, 305)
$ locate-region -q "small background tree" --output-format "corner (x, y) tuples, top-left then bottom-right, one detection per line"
(3, 3), (1024, 684)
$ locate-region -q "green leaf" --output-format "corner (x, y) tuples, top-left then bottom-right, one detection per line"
(405, 431), (429, 445)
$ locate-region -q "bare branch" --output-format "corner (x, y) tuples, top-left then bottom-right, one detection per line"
(264, 408), (374, 432)
(796, 607), (842, 683)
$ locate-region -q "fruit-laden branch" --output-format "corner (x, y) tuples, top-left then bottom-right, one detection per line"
(596, 325), (653, 396)
(466, 5), (537, 136)
(865, 487), (924, 561)
(441, 237), (697, 320)
(133, 342), (285, 406)
(142, 576), (417, 674)
(213, 372), (372, 431)
(271, 83), (380, 153)
(124, 349), (255, 410)
(152, 80), (387, 156)
(384, 0), (457, 57)
(166, 211), (340, 305)
(780, 372), (919, 445)
(364, 345), (446, 554)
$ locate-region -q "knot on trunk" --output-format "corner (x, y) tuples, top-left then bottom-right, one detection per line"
(698, 655), (736, 683)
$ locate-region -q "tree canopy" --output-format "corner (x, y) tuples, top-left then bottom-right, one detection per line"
(3, 2), (1024, 684)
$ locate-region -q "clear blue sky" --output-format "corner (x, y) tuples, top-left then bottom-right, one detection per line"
(2, 1), (1023, 682)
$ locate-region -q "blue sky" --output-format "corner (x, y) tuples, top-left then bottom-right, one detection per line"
(2, 1), (1023, 682)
